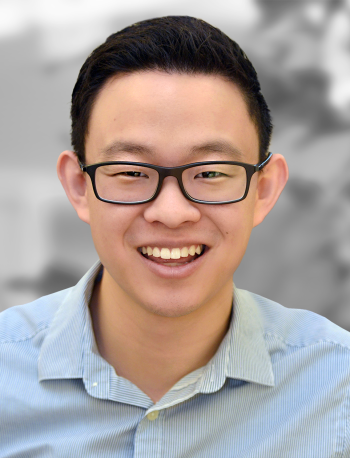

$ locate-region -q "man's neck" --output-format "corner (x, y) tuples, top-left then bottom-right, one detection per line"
(89, 270), (233, 403)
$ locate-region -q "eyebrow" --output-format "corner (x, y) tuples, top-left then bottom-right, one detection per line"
(99, 140), (244, 161)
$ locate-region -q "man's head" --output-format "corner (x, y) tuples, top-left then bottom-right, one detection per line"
(70, 16), (272, 165)
(57, 16), (288, 319)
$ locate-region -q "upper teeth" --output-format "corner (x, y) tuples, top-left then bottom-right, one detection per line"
(141, 245), (203, 259)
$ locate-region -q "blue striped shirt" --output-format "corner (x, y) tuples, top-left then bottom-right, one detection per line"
(2, 260), (350, 457)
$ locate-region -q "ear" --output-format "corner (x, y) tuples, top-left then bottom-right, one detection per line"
(57, 150), (90, 224)
(253, 154), (289, 227)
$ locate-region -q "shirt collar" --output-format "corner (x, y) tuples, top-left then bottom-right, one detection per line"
(38, 261), (102, 382)
(38, 261), (274, 390)
(198, 287), (275, 395)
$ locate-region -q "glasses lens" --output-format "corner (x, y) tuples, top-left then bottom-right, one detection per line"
(95, 164), (158, 202)
(182, 163), (247, 202)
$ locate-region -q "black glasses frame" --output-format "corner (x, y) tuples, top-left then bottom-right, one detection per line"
(80, 152), (272, 205)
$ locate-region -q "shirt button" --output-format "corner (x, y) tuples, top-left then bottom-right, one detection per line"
(147, 410), (159, 421)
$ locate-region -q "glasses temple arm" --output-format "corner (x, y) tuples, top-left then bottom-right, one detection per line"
(256, 152), (273, 171)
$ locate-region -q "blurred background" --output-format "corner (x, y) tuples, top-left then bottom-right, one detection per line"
(1, 0), (350, 328)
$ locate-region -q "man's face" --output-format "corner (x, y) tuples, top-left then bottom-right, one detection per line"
(84, 71), (261, 317)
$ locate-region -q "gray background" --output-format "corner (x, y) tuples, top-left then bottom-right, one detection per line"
(1, 0), (350, 328)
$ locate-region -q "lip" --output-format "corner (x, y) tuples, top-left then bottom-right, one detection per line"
(137, 245), (209, 279)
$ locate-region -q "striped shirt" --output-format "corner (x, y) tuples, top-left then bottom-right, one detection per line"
(2, 260), (350, 457)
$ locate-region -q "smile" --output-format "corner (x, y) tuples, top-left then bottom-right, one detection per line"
(138, 244), (206, 267)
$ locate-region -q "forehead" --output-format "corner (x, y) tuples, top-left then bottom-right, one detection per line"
(85, 71), (259, 165)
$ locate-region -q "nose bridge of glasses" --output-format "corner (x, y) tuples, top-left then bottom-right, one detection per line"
(156, 166), (187, 193)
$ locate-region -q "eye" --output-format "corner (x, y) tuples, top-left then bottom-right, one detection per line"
(196, 171), (224, 178)
(122, 171), (147, 177)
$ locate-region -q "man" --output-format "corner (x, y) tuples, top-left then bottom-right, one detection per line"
(1, 16), (350, 457)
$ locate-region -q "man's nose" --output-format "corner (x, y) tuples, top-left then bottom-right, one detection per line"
(143, 177), (201, 228)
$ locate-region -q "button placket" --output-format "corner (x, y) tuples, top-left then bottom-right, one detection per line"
(134, 409), (163, 457)
(146, 410), (159, 421)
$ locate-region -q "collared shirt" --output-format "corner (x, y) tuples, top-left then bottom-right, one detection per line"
(1, 261), (350, 457)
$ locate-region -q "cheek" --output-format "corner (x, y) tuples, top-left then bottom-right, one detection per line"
(87, 198), (136, 255)
(224, 218), (252, 258)
(212, 199), (255, 237)
(210, 203), (255, 265)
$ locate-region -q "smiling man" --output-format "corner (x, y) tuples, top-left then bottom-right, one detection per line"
(2, 16), (350, 457)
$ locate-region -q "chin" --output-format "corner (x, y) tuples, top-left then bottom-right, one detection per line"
(137, 292), (205, 318)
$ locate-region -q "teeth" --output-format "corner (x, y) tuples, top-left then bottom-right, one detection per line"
(189, 245), (196, 256)
(160, 248), (171, 259)
(140, 244), (204, 259)
(171, 248), (181, 259)
(181, 247), (189, 257)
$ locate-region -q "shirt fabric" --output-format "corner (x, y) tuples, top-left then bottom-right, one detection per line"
(1, 261), (350, 458)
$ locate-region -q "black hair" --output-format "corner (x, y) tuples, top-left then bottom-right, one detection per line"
(71, 16), (272, 163)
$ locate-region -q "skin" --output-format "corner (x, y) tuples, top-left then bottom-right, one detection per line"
(57, 71), (288, 402)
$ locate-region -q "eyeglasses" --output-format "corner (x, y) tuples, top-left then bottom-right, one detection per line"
(80, 153), (272, 205)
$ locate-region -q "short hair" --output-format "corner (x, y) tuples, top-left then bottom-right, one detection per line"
(71, 16), (272, 164)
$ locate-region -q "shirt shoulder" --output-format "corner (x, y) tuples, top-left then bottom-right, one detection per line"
(0, 288), (73, 344)
(237, 288), (350, 351)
